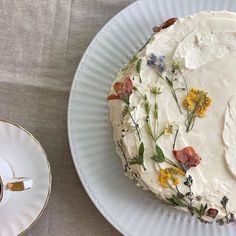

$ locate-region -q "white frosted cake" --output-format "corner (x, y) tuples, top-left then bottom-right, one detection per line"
(107, 11), (236, 224)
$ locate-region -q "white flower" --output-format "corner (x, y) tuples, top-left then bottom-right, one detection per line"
(164, 123), (178, 135)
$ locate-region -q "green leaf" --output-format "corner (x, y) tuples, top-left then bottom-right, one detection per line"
(129, 154), (146, 171)
(196, 203), (208, 217)
(136, 58), (142, 74)
(121, 55), (138, 73)
(144, 95), (150, 114)
(129, 155), (142, 165)
(130, 55), (138, 64)
(121, 94), (129, 105)
(129, 157), (142, 165)
(138, 142), (144, 157)
(166, 195), (186, 207)
(165, 77), (173, 86)
(151, 144), (165, 163)
(151, 155), (165, 163)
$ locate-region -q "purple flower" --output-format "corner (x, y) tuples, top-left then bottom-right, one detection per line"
(147, 54), (166, 73)
(159, 55), (165, 63)
(147, 53), (157, 66)
(157, 63), (165, 73)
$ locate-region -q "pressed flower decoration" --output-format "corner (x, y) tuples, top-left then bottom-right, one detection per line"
(183, 88), (212, 132)
(158, 167), (185, 188)
(207, 208), (219, 218)
(107, 77), (133, 104)
(164, 123), (178, 136)
(153, 18), (178, 33)
(147, 53), (165, 73)
(173, 146), (201, 170)
(147, 53), (183, 114)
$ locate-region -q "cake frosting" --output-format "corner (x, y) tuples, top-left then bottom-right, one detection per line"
(108, 11), (236, 224)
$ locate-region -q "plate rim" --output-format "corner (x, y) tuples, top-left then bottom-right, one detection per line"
(67, 0), (144, 234)
(0, 120), (52, 236)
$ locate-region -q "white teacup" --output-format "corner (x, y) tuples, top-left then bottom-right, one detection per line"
(0, 158), (33, 207)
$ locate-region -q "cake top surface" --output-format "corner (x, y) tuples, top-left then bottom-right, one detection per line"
(108, 11), (236, 224)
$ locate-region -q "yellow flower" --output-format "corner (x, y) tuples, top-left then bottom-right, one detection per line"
(173, 177), (180, 186)
(182, 88), (212, 117)
(158, 167), (185, 188)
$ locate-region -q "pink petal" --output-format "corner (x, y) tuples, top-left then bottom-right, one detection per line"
(124, 77), (133, 95)
(207, 208), (219, 218)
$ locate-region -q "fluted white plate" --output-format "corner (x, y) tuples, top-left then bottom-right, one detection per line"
(0, 121), (51, 236)
(68, 0), (236, 235)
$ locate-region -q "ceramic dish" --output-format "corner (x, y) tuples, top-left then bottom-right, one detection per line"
(68, 0), (236, 235)
(0, 120), (51, 236)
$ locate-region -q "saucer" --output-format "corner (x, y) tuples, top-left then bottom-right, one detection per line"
(0, 120), (51, 236)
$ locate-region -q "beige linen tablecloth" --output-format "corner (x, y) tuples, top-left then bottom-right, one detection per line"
(0, 0), (135, 235)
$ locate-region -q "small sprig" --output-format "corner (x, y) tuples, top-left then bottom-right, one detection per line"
(172, 128), (179, 150)
(129, 142), (146, 171)
(195, 203), (208, 222)
(127, 109), (141, 141)
(144, 95), (155, 140)
(147, 54), (183, 114)
(145, 87), (162, 142)
(184, 175), (194, 215)
(221, 196), (229, 223)
(151, 144), (181, 169)
(166, 194), (186, 207)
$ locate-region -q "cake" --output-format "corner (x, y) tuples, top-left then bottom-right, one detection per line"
(107, 11), (236, 224)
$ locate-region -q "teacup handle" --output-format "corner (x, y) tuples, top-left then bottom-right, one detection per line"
(6, 177), (33, 191)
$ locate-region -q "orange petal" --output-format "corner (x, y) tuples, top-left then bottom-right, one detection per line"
(153, 26), (162, 33)
(113, 82), (124, 94)
(162, 18), (178, 29)
(107, 94), (120, 100)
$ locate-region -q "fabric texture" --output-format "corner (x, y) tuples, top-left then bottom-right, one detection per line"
(0, 0), (135, 235)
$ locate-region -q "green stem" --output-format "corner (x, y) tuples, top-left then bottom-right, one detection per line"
(165, 158), (179, 168)
(225, 209), (229, 223)
(172, 129), (179, 149)
(128, 110), (141, 141)
(178, 68), (190, 127)
(153, 93), (158, 139)
(186, 100), (201, 132)
(155, 131), (164, 141)
(145, 119), (155, 141)
(135, 87), (145, 98)
(155, 69), (182, 114)
(142, 164), (147, 171)
(178, 68), (189, 94)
